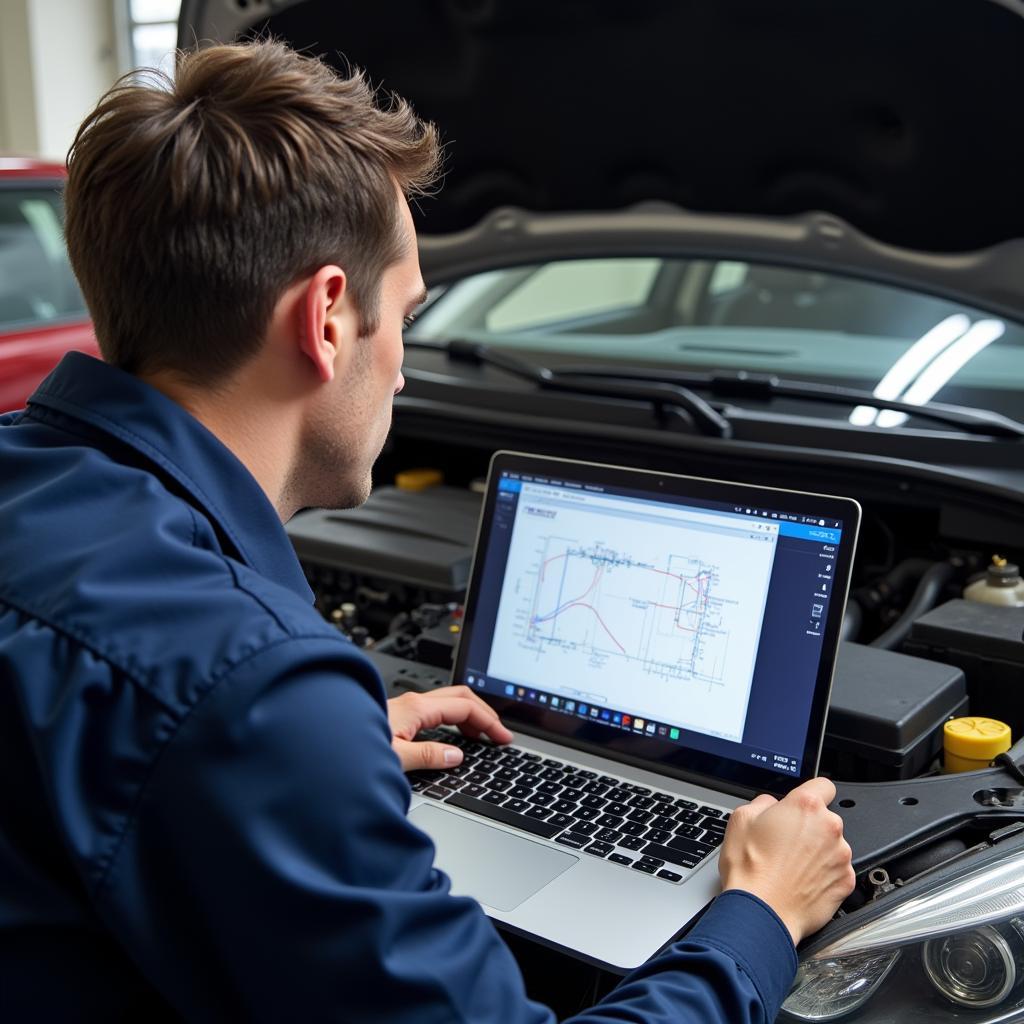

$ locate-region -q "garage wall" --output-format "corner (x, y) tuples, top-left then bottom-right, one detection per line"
(0, 0), (119, 162)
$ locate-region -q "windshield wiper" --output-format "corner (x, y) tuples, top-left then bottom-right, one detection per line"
(548, 366), (1024, 440)
(406, 338), (732, 438)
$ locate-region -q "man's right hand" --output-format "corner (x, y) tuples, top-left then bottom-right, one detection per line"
(718, 777), (855, 946)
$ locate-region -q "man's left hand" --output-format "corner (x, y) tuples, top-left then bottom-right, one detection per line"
(387, 686), (514, 772)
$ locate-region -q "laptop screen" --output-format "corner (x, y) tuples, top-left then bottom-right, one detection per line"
(453, 452), (860, 795)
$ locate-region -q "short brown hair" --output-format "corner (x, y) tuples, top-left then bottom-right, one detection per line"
(64, 40), (440, 382)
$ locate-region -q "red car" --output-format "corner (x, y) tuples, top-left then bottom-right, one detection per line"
(0, 157), (99, 412)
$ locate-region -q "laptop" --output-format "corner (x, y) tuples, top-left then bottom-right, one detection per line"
(408, 451), (860, 970)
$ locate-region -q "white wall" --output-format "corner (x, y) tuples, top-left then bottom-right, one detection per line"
(0, 0), (119, 161)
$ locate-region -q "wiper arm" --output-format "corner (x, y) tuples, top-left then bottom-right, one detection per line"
(407, 338), (732, 439)
(550, 366), (1024, 440)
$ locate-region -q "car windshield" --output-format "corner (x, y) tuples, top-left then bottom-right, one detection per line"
(0, 186), (87, 330)
(413, 257), (1024, 429)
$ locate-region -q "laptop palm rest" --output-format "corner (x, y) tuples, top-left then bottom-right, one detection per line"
(411, 804), (576, 911)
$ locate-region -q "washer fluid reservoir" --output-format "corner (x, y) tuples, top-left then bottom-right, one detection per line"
(963, 556), (1024, 607)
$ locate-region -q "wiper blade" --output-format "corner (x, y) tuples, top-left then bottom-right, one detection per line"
(550, 366), (1024, 440)
(407, 338), (732, 439)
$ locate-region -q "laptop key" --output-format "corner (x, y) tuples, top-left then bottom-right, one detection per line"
(520, 751), (542, 762)
(627, 809), (653, 825)
(530, 792), (556, 807)
(676, 809), (703, 825)
(703, 831), (723, 848)
(487, 779), (512, 793)
(585, 841), (614, 857)
(555, 832), (590, 849)
(631, 859), (657, 874)
(410, 778), (429, 792)
(504, 798), (530, 814)
(674, 798), (698, 811)
(526, 805), (553, 820)
(604, 801), (629, 816)
(537, 781), (562, 795)
(582, 781), (609, 796)
(657, 869), (683, 883)
(644, 828), (672, 844)
(517, 762), (542, 775)
(652, 802), (676, 818)
(629, 795), (655, 810)
(575, 806), (601, 821)
(445, 792), (563, 839)
(542, 758), (566, 769)
(573, 820), (599, 836)
(619, 835), (647, 851)
(494, 767), (520, 781)
(650, 815), (676, 831)
(639, 855), (664, 868)
(607, 787), (632, 802)
(461, 783), (487, 798)
(465, 771), (492, 786)
(549, 813), (574, 830)
(641, 843), (700, 869)
(552, 799), (577, 814)
(700, 807), (724, 818)
(704, 818), (727, 834)
(574, 769), (598, 781)
(580, 795), (606, 810)
(598, 776), (619, 786)
(438, 777), (466, 791)
(628, 785), (651, 795)
(539, 769), (565, 783)
(596, 814), (623, 828)
(668, 835), (717, 860)
(609, 853), (633, 866)
(595, 827), (623, 844)
(675, 825), (705, 841)
(620, 820), (646, 837)
(509, 785), (534, 800)
(425, 785), (453, 799)
(481, 791), (508, 806)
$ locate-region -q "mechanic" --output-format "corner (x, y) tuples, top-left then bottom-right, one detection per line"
(0, 40), (854, 1022)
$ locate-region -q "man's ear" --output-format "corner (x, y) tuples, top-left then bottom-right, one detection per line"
(299, 265), (349, 383)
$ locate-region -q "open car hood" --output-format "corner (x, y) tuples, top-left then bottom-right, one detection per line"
(178, 0), (1024, 317)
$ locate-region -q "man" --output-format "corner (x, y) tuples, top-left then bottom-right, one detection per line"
(0, 41), (854, 1022)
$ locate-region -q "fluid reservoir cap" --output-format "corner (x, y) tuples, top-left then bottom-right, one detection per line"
(986, 555), (1022, 588)
(395, 468), (443, 491)
(944, 717), (1012, 761)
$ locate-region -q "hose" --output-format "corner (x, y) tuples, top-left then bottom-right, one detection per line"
(869, 561), (956, 651)
(841, 599), (863, 642)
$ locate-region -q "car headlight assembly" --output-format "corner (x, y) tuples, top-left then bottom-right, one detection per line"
(781, 837), (1024, 1022)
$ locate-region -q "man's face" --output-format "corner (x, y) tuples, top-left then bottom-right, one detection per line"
(299, 194), (426, 510)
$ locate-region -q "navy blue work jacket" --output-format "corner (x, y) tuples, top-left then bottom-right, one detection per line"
(0, 352), (797, 1022)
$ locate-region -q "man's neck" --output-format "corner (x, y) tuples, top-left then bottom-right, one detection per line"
(140, 369), (298, 522)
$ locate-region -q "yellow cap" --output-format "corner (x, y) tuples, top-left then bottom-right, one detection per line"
(944, 717), (1012, 762)
(395, 468), (443, 492)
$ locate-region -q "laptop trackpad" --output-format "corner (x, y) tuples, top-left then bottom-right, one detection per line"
(410, 803), (577, 912)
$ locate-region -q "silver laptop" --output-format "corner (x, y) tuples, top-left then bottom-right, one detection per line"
(408, 451), (860, 971)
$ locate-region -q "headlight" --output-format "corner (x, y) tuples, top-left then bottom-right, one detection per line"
(781, 839), (1024, 1022)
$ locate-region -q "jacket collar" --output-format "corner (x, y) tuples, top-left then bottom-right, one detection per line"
(28, 352), (313, 602)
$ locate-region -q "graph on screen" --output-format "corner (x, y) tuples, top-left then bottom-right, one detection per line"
(487, 487), (777, 741)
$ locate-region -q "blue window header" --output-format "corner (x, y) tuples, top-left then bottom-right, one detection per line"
(498, 478), (522, 493)
(779, 522), (842, 543)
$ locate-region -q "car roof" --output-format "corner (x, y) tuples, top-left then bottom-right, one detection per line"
(0, 157), (66, 179)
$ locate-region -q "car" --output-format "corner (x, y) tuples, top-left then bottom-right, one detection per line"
(182, 2), (1024, 1020)
(0, 157), (98, 411)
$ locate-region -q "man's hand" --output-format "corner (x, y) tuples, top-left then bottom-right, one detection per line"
(387, 686), (514, 772)
(718, 777), (855, 946)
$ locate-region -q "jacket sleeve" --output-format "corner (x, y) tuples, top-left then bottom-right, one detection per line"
(95, 638), (795, 1023)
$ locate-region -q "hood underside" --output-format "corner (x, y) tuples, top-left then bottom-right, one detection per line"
(180, 0), (1024, 254)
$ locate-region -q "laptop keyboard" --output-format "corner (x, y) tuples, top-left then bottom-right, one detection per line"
(410, 730), (728, 884)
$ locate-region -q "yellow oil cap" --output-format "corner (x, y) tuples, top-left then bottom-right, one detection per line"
(395, 468), (443, 492)
(944, 717), (1012, 772)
